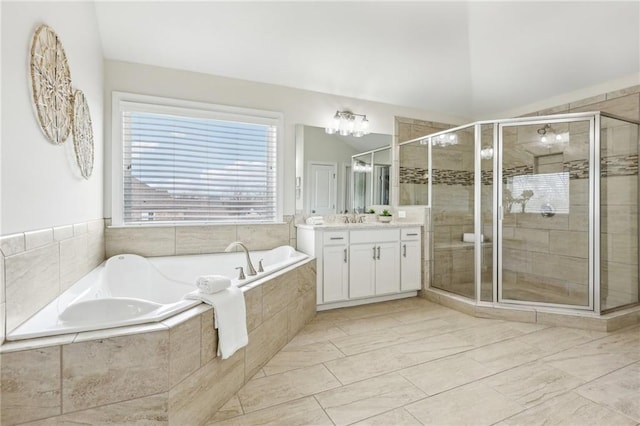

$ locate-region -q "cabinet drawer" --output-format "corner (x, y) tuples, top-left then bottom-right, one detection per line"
(350, 228), (399, 244)
(401, 228), (421, 241)
(322, 231), (349, 245)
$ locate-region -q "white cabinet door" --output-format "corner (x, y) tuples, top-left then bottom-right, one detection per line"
(349, 244), (376, 299)
(375, 242), (400, 295)
(401, 240), (422, 291)
(323, 244), (349, 302)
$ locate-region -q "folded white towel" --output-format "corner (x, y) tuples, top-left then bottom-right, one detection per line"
(462, 233), (484, 243)
(196, 275), (231, 294)
(306, 216), (325, 225)
(185, 287), (248, 359)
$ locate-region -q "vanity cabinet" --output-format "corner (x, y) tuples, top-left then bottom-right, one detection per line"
(297, 225), (421, 309)
(400, 228), (422, 291)
(349, 229), (400, 298)
(322, 231), (349, 303)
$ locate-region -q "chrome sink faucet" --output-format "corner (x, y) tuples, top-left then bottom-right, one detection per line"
(225, 241), (257, 276)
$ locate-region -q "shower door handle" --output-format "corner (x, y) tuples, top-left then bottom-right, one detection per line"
(499, 205), (504, 221)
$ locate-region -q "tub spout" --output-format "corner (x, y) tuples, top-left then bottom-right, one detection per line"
(225, 242), (257, 276)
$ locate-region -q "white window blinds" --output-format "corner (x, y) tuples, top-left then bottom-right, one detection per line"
(120, 104), (278, 224)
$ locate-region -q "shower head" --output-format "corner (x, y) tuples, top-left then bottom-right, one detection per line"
(537, 124), (552, 136)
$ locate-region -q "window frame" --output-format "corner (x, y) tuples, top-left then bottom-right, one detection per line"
(111, 91), (284, 226)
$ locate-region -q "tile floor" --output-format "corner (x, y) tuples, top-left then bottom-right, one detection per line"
(206, 297), (640, 426)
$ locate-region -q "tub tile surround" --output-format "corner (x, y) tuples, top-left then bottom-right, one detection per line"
(105, 215), (296, 258)
(206, 297), (640, 425)
(0, 219), (106, 338)
(0, 258), (316, 425)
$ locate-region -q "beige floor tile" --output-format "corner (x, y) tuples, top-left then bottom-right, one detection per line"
(450, 321), (525, 347)
(502, 321), (549, 334)
(325, 333), (473, 384)
(330, 317), (458, 356)
(576, 361), (640, 422)
(262, 341), (345, 376)
(237, 364), (341, 412)
(351, 407), (422, 425)
(286, 320), (349, 348)
(206, 396), (333, 426)
(314, 372), (426, 425)
(399, 353), (500, 395)
(511, 326), (607, 355)
(383, 304), (459, 324)
(335, 313), (404, 335)
(542, 331), (640, 381)
(405, 381), (524, 426)
(206, 395), (244, 423)
(495, 391), (637, 426)
(482, 361), (584, 408)
(466, 338), (546, 372)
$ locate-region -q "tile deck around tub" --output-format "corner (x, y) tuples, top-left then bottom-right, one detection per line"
(207, 297), (640, 425)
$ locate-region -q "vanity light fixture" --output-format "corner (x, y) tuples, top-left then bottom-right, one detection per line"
(325, 110), (370, 137)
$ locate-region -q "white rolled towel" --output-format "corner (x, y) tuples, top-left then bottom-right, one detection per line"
(196, 275), (231, 294)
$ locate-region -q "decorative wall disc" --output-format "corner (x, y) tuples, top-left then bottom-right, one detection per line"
(29, 24), (73, 144)
(72, 90), (94, 179)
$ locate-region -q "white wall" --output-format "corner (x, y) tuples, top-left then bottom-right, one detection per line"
(1, 2), (104, 235)
(103, 60), (467, 217)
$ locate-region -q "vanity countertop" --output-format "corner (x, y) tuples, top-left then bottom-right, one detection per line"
(296, 222), (423, 230)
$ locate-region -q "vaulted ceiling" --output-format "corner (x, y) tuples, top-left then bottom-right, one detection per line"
(95, 1), (640, 119)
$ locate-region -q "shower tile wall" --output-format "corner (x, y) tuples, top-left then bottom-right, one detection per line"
(500, 121), (592, 306)
(430, 129), (475, 298)
(516, 86), (639, 310)
(396, 117), (456, 207)
(395, 117), (457, 293)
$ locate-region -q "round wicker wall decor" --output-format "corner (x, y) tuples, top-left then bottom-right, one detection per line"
(29, 24), (73, 145)
(71, 90), (94, 179)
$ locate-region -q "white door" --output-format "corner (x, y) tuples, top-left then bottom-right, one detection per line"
(308, 163), (337, 215)
(375, 242), (400, 295)
(349, 244), (376, 298)
(323, 244), (349, 303)
(400, 240), (421, 291)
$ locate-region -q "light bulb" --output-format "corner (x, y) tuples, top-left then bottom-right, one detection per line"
(555, 134), (562, 142)
(541, 135), (547, 143)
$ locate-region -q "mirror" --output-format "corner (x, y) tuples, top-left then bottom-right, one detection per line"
(296, 125), (391, 214)
(352, 146), (392, 212)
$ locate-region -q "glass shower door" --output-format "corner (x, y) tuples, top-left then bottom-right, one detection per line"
(498, 117), (594, 309)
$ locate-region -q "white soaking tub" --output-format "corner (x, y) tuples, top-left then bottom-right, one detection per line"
(7, 245), (308, 341)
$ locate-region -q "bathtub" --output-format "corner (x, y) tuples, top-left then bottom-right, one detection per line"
(7, 245), (308, 341)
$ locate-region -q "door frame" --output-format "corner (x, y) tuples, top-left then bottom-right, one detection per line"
(306, 161), (338, 215)
(493, 116), (597, 311)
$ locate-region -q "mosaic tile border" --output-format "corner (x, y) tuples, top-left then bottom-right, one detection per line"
(400, 154), (638, 186)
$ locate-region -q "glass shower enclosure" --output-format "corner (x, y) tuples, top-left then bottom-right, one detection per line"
(399, 112), (639, 314)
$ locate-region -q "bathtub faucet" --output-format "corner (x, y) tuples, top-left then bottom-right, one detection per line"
(224, 242), (257, 276)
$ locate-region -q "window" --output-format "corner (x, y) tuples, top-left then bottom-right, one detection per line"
(112, 93), (283, 225)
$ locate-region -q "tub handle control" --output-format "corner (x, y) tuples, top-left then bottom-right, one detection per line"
(235, 266), (246, 280)
(258, 259), (264, 273)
